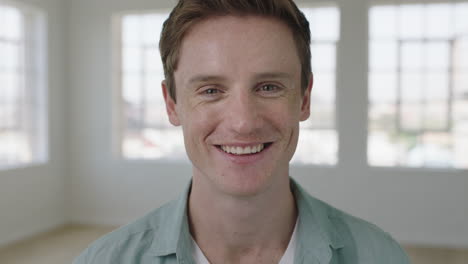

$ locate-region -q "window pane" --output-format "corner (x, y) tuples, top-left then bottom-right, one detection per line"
(307, 104), (334, 129)
(303, 7), (339, 41)
(2, 6), (22, 40)
(454, 133), (468, 167)
(292, 129), (337, 165)
(455, 3), (468, 36)
(455, 38), (468, 70)
(401, 103), (423, 131)
(142, 15), (165, 45)
(122, 73), (142, 104)
(311, 72), (335, 103)
(144, 48), (163, 72)
(424, 102), (448, 130)
(122, 47), (141, 72)
(143, 81), (168, 128)
(143, 74), (163, 101)
(122, 129), (186, 160)
(311, 44), (335, 71)
(413, 132), (454, 167)
(425, 42), (450, 71)
(369, 72), (397, 103)
(425, 73), (449, 101)
(5, 72), (21, 100)
(369, 104), (396, 131)
(425, 4), (452, 38)
(399, 5), (423, 39)
(370, 6), (397, 39)
(144, 103), (169, 128)
(401, 73), (423, 103)
(453, 100), (468, 132)
(370, 41), (397, 71)
(401, 42), (423, 71)
(122, 15), (141, 45)
(454, 73), (468, 99)
(1, 42), (21, 70)
(0, 42), (6, 70)
(368, 131), (400, 167)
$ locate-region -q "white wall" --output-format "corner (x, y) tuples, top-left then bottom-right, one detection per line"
(64, 0), (467, 249)
(0, 0), (68, 247)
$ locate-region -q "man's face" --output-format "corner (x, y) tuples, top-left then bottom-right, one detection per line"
(163, 15), (312, 197)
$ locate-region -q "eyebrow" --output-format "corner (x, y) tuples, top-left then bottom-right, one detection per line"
(253, 72), (293, 80)
(188, 72), (293, 85)
(188, 75), (227, 85)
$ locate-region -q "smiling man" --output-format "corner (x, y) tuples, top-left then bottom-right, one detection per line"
(74, 1), (410, 263)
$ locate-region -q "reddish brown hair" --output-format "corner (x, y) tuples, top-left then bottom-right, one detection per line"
(159, 0), (311, 101)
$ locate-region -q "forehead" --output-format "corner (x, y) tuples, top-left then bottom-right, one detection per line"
(175, 15), (301, 84)
(185, 14), (293, 39)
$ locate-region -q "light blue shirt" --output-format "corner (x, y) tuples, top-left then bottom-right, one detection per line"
(73, 179), (410, 264)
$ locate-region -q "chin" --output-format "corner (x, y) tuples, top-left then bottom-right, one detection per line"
(215, 170), (277, 198)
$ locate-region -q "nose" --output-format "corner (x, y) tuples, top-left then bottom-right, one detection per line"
(227, 89), (262, 136)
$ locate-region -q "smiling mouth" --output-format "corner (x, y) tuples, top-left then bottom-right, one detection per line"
(216, 143), (273, 155)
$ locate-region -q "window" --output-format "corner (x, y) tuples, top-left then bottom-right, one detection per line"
(118, 12), (186, 161)
(368, 2), (468, 168)
(0, 2), (47, 169)
(292, 6), (339, 165)
(118, 7), (340, 165)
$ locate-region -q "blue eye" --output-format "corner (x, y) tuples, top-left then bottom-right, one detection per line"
(257, 84), (284, 94)
(203, 88), (219, 94)
(260, 84), (278, 92)
(199, 87), (224, 100)
(256, 83), (285, 97)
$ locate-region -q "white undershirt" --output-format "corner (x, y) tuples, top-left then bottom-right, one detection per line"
(191, 220), (298, 264)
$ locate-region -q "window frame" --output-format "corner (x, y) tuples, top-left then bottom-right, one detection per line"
(0, 0), (48, 171)
(292, 3), (341, 166)
(367, 0), (468, 170)
(112, 10), (187, 163)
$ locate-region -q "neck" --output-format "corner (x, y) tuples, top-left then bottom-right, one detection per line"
(188, 173), (297, 263)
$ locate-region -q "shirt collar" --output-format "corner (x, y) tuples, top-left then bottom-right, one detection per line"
(149, 181), (193, 260)
(291, 178), (344, 263)
(148, 179), (344, 263)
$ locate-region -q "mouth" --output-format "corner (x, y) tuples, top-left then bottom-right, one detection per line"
(215, 142), (273, 156)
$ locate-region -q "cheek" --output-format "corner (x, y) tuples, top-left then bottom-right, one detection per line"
(180, 105), (218, 140)
(267, 101), (302, 127)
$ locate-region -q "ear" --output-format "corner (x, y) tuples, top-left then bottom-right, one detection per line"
(300, 73), (313, 121)
(162, 80), (181, 126)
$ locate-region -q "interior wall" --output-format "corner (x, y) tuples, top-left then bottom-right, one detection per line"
(67, 0), (468, 248)
(0, 0), (68, 247)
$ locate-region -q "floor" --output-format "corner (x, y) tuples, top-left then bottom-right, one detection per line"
(0, 225), (467, 264)
(0, 225), (115, 264)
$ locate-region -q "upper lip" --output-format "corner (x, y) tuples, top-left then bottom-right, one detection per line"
(215, 142), (271, 147)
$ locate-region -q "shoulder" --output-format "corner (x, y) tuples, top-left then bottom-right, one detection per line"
(329, 208), (409, 262)
(294, 182), (409, 263)
(72, 200), (177, 264)
(319, 199), (410, 263)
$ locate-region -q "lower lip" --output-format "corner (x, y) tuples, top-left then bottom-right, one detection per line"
(215, 145), (272, 164)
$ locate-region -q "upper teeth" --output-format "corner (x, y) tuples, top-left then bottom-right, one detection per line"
(221, 144), (265, 155)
